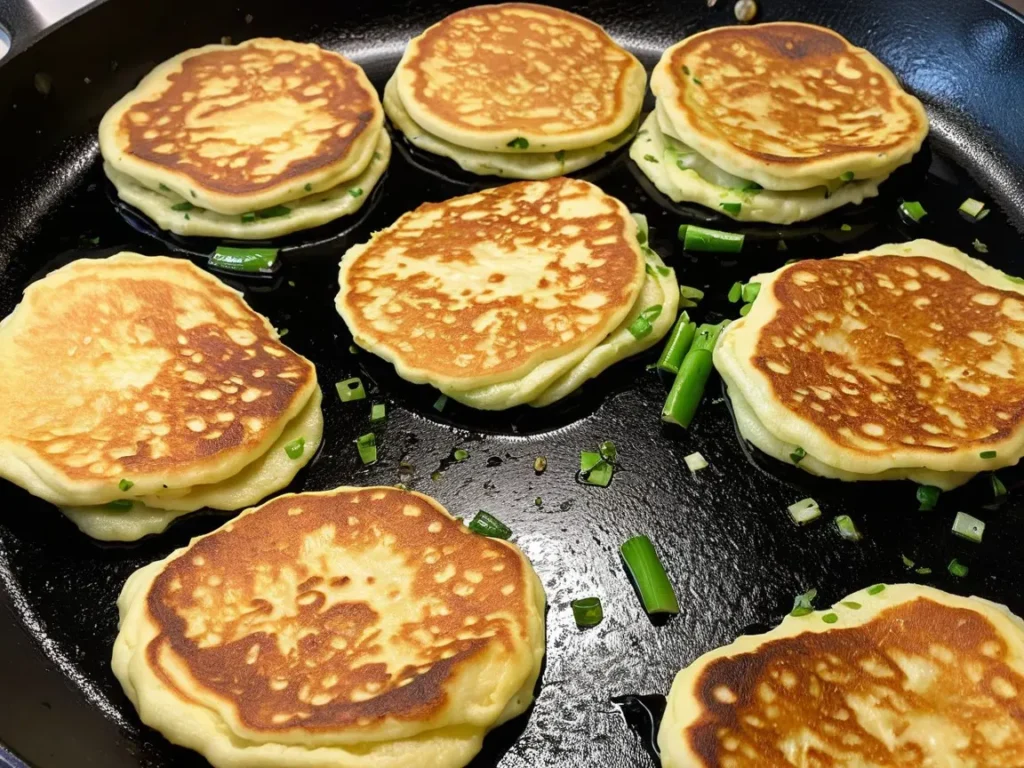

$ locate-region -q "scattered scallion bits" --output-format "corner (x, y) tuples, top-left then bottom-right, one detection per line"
(790, 588), (817, 617)
(684, 452), (707, 473)
(284, 437), (305, 460)
(348, 187), (363, 198)
(787, 498), (820, 525)
(620, 535), (679, 614)
(628, 315), (653, 339)
(118, 479), (134, 492)
(720, 202), (742, 215)
(835, 515), (862, 541)
(468, 510), (512, 539)
(599, 441), (617, 463)
(790, 447), (806, 464)
(571, 597), (604, 627)
(728, 282), (743, 303)
(980, 450), (997, 459)
(433, 394), (448, 412)
(822, 613), (839, 624)
(104, 499), (133, 511)
(992, 474), (1007, 497)
(506, 137), (529, 149)
(656, 312), (696, 375)
(255, 205), (291, 219)
(534, 497), (542, 506)
(867, 584), (886, 595)
(662, 321), (728, 428)
(841, 601), (862, 610)
(952, 511), (985, 543)
(840, 223), (852, 232)
(739, 303), (752, 316)
(679, 285), (704, 309)
(580, 450), (613, 487)
(533, 456), (547, 473)
(171, 201), (195, 212)
(902, 554), (915, 568)
(948, 558), (968, 578)
(959, 197), (989, 220)
(915, 566), (932, 575)
(355, 433), (377, 465)
(840, 171), (855, 182)
(741, 282), (760, 303)
(974, 239), (989, 254)
(370, 403), (386, 422)
(899, 200), (927, 222)
(210, 246), (279, 273)
(335, 377), (366, 403)
(453, 448), (469, 462)
(916, 484), (941, 511)
(678, 224), (744, 253)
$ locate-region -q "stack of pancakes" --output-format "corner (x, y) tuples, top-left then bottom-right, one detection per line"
(385, 3), (646, 179)
(113, 487), (546, 768)
(0, 254), (322, 540)
(632, 23), (929, 224)
(715, 240), (1024, 488)
(100, 38), (391, 239)
(335, 177), (678, 410)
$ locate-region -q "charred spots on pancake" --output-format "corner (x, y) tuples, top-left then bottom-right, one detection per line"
(144, 487), (529, 732)
(687, 598), (1024, 765)
(752, 256), (1024, 456)
(120, 42), (378, 194)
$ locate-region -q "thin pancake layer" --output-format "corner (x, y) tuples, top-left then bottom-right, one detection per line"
(112, 487), (546, 768)
(336, 177), (646, 393)
(651, 23), (928, 190)
(104, 131), (391, 239)
(0, 253), (318, 506)
(715, 241), (1024, 476)
(99, 38), (383, 215)
(660, 583), (1024, 768)
(395, 3), (645, 153)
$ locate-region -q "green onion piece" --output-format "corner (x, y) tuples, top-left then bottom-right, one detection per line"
(739, 181), (762, 191)
(304, 183), (313, 192)
(506, 137), (529, 149)
(835, 514), (862, 541)
(643, 154), (659, 163)
(840, 223), (852, 232)
(682, 65), (690, 75)
(554, 150), (566, 163)
(159, 183), (171, 191)
(720, 202), (742, 215)
(170, 201), (194, 212)
(678, 224), (744, 253)
(692, 77), (703, 86)
(959, 197), (987, 219)
(974, 239), (989, 254)
(454, 448), (469, 462)
(469, 510), (512, 539)
(777, 240), (788, 251)
(284, 437), (305, 460)
(866, 584), (886, 595)
(679, 285), (704, 309)
(620, 535), (679, 614)
(627, 315), (653, 340)
(210, 246), (279, 273)
(433, 394), (448, 412)
(980, 450), (997, 459)
(533, 456), (547, 473)
(105, 499), (134, 511)
(916, 484), (941, 510)
(739, 303), (752, 317)
(948, 558), (969, 578)
(727, 281), (742, 303)
(790, 446), (806, 464)
(952, 511), (985, 543)
(370, 403), (386, 422)
(580, 451), (613, 487)
(787, 497), (820, 525)
(534, 497), (542, 506)
(822, 613), (839, 624)
(631, 212), (649, 244)
(741, 282), (760, 303)
(118, 479), (134, 492)
(684, 452), (707, 473)
(431, 470), (442, 482)
(571, 597), (604, 627)
(277, 328), (289, 338)
(841, 601), (862, 610)
(348, 187), (364, 198)
(348, 344), (359, 354)
(335, 377), (366, 403)
(599, 441), (617, 463)
(840, 171), (855, 182)
(641, 305), (663, 322)
(992, 474), (1007, 497)
(662, 321), (729, 428)
(915, 566), (932, 575)
(900, 200), (927, 222)
(790, 588), (817, 617)
(902, 554), (915, 568)
(655, 312), (696, 374)
(355, 432), (377, 465)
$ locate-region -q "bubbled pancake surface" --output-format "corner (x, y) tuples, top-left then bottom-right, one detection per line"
(0, 253), (317, 506)
(99, 38), (383, 215)
(651, 23), (928, 189)
(395, 3), (646, 153)
(336, 177), (646, 392)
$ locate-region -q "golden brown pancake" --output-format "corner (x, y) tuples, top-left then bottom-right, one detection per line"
(650, 22), (928, 190)
(394, 3), (646, 153)
(0, 253), (317, 506)
(99, 38), (384, 215)
(335, 177), (646, 394)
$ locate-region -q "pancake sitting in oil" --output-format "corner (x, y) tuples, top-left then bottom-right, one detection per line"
(100, 38), (390, 239)
(112, 486), (547, 768)
(335, 177), (679, 410)
(0, 253), (322, 540)
(632, 23), (929, 224)
(386, 3), (646, 179)
(660, 583), (1024, 767)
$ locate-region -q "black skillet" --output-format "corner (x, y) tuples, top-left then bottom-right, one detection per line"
(2, 0), (1024, 765)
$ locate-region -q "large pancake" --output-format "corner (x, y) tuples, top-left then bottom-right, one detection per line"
(394, 3), (646, 153)
(99, 38), (384, 215)
(335, 177), (647, 395)
(660, 583), (1024, 768)
(0, 253), (318, 507)
(112, 487), (546, 768)
(714, 240), (1024, 477)
(651, 23), (929, 191)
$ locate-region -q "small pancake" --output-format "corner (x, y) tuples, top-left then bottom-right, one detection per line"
(104, 130), (391, 239)
(99, 38), (384, 215)
(336, 177), (647, 396)
(395, 3), (646, 153)
(651, 23), (929, 191)
(112, 486), (546, 768)
(660, 583), (1024, 768)
(0, 253), (318, 507)
(714, 240), (1024, 478)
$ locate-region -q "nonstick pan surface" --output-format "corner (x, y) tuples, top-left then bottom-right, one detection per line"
(2, 1), (1024, 766)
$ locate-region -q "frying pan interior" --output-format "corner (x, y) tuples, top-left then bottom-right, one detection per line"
(1, 1), (1024, 767)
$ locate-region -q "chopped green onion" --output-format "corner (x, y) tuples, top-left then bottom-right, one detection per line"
(433, 394), (448, 412)
(104, 499), (133, 512)
(959, 197), (988, 219)
(662, 321), (729, 428)
(739, 303), (752, 317)
(980, 450), (997, 459)
(777, 240), (788, 251)
(948, 558), (968, 578)
(992, 474), (1007, 497)
(684, 452), (707, 473)
(840, 171), (855, 182)
(171, 201), (194, 212)
(277, 328), (289, 338)
(469, 510), (512, 539)
(790, 588), (817, 617)
(118, 479), (134, 492)
(348, 344), (359, 354)
(253, 205), (291, 219)
(741, 282), (760, 303)
(599, 441), (617, 463)
(822, 613), (839, 624)
(841, 601), (862, 610)
(348, 187), (363, 198)
(643, 154), (659, 163)
(533, 456), (547, 473)
(974, 239), (989, 254)
(210, 246), (279, 273)
(571, 597), (604, 627)
(678, 224), (744, 253)
(370, 403), (386, 422)
(692, 77), (703, 86)
(682, 65), (690, 75)
(534, 497), (542, 506)
(304, 183), (313, 192)
(627, 315), (653, 339)
(727, 281), (742, 303)
(840, 223), (852, 232)
(620, 535), (679, 614)
(655, 312), (696, 374)
(790, 446), (806, 464)
(835, 515), (862, 541)
(631, 212), (649, 243)
(899, 200), (927, 222)
(580, 450), (613, 487)
(902, 554), (915, 568)
(454, 448), (469, 462)
(506, 137), (529, 149)
(952, 511), (985, 543)
(431, 470), (442, 482)
(917, 484), (941, 510)
(355, 432), (377, 465)
(739, 181), (762, 191)
(679, 285), (704, 308)
(720, 202), (742, 215)
(335, 377), (366, 402)
(159, 183), (171, 192)
(284, 437), (305, 460)
(915, 566), (932, 575)
(866, 584), (886, 595)
(554, 150), (566, 163)
(787, 498), (820, 525)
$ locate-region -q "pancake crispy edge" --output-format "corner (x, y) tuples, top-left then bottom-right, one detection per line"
(395, 3), (646, 153)
(99, 38), (384, 215)
(0, 253), (318, 506)
(659, 583), (1024, 768)
(651, 22), (929, 191)
(714, 240), (1024, 476)
(336, 177), (646, 394)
